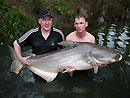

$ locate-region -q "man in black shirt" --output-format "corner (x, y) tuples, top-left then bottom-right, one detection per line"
(13, 10), (64, 66)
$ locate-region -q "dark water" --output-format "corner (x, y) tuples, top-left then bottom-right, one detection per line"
(0, 22), (130, 98)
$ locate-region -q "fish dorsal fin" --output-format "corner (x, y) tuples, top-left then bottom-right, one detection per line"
(29, 66), (58, 82)
(58, 41), (78, 48)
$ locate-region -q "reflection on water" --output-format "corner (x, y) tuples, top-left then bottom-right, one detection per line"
(0, 22), (130, 98)
(97, 23), (129, 50)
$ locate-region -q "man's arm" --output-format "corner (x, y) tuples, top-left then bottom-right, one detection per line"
(13, 40), (31, 66)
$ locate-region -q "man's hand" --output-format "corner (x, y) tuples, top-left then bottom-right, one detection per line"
(19, 56), (31, 66)
(58, 66), (76, 73)
(96, 61), (107, 68)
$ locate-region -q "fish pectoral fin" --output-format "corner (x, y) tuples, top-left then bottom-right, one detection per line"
(88, 56), (99, 74)
(90, 60), (98, 74)
(29, 66), (58, 82)
(93, 64), (99, 74)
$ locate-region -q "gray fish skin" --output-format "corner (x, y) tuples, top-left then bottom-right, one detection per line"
(8, 41), (122, 82)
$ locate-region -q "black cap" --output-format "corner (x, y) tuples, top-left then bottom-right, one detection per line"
(38, 10), (53, 19)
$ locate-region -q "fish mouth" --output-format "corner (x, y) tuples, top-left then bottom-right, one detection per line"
(115, 54), (122, 62)
(110, 54), (122, 63)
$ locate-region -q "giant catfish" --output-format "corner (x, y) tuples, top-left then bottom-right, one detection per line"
(8, 41), (122, 82)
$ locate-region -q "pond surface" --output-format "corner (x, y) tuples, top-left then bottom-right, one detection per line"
(0, 22), (130, 98)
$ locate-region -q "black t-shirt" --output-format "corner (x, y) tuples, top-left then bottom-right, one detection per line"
(17, 27), (64, 55)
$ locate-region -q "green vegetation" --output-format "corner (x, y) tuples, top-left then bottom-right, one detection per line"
(0, 0), (129, 44)
(104, 0), (130, 21)
(0, 0), (37, 45)
(66, 10), (74, 21)
(0, 0), (80, 44)
(53, 0), (76, 21)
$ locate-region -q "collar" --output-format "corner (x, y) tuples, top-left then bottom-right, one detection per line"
(38, 26), (53, 37)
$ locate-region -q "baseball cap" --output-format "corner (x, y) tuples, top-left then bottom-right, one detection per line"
(38, 10), (53, 19)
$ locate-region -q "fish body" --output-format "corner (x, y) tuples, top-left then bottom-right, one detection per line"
(9, 41), (122, 82)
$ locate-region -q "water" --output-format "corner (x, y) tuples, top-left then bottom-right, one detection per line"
(0, 22), (130, 98)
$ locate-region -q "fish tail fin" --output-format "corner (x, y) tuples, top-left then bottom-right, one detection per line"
(8, 45), (17, 59)
(8, 45), (23, 74)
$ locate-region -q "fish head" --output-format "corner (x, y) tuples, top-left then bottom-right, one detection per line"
(88, 51), (122, 65)
(110, 54), (122, 63)
(95, 53), (122, 64)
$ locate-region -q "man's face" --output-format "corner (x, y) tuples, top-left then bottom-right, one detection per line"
(38, 16), (52, 31)
(74, 17), (88, 33)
